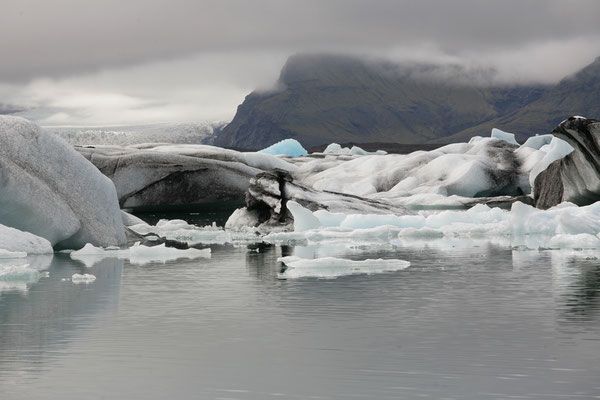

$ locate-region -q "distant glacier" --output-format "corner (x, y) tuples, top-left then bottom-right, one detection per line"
(43, 121), (226, 146)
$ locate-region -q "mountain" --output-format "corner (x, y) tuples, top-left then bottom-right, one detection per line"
(215, 53), (600, 149)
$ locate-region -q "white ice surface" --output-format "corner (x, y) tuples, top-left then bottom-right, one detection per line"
(71, 273), (96, 284)
(259, 139), (308, 157)
(278, 256), (410, 279)
(0, 263), (41, 294)
(491, 128), (519, 145)
(293, 129), (573, 207)
(70, 242), (211, 267)
(267, 200), (600, 250)
(130, 219), (232, 245)
(322, 143), (387, 156)
(0, 224), (53, 254)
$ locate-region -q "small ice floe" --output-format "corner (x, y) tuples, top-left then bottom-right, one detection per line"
(129, 219), (231, 245)
(278, 256), (410, 279)
(71, 273), (96, 284)
(0, 264), (41, 293)
(70, 241), (211, 266)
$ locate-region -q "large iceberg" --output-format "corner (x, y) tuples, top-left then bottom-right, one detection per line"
(0, 116), (126, 249)
(533, 117), (600, 208)
(76, 143), (296, 210)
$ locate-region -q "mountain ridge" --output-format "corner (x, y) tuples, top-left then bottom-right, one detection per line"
(215, 53), (600, 149)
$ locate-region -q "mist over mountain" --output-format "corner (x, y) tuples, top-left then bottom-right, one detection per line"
(215, 53), (600, 149)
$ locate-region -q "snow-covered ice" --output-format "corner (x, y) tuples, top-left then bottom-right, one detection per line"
(259, 139), (308, 157)
(278, 256), (410, 279)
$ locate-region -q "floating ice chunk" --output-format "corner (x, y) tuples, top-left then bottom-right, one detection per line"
(130, 219), (231, 245)
(287, 201), (321, 231)
(71, 273), (96, 284)
(128, 242), (211, 264)
(71, 241), (211, 266)
(259, 139), (308, 157)
(0, 263), (40, 293)
(0, 224), (53, 254)
(278, 256), (410, 279)
(491, 128), (519, 145)
(0, 249), (27, 259)
(323, 143), (348, 154)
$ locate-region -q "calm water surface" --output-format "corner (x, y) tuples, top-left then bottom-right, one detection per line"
(1, 238), (599, 399)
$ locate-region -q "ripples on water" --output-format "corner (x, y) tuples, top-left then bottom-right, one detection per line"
(0, 239), (599, 399)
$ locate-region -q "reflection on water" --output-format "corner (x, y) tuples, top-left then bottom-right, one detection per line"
(0, 242), (599, 400)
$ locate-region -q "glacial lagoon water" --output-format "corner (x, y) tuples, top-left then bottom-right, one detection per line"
(1, 220), (600, 399)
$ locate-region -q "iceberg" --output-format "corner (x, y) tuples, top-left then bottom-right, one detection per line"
(259, 139), (308, 157)
(278, 256), (410, 279)
(76, 143), (296, 210)
(0, 116), (126, 249)
(533, 117), (600, 208)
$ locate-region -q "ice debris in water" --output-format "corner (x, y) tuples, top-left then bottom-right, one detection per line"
(271, 200), (600, 250)
(259, 139), (308, 157)
(129, 219), (231, 245)
(71, 273), (96, 284)
(0, 263), (41, 293)
(70, 242), (211, 266)
(278, 256), (410, 279)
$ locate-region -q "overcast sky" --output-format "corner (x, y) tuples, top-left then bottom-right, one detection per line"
(2, 0), (600, 126)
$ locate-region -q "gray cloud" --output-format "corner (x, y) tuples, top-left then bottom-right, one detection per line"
(2, 0), (600, 125)
(3, 0), (600, 80)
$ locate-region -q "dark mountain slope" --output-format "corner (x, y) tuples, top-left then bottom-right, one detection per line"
(440, 56), (600, 143)
(215, 53), (600, 148)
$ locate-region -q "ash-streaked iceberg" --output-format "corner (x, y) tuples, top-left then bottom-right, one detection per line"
(76, 143), (296, 210)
